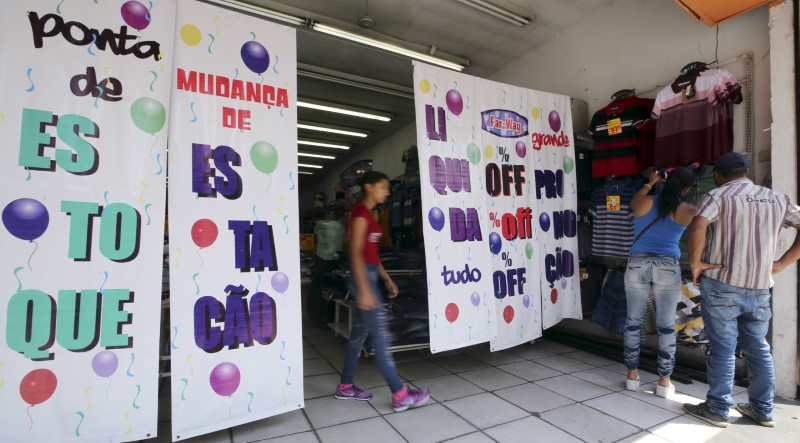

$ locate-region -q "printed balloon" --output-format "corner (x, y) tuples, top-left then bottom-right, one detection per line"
(484, 144), (494, 160)
(531, 107), (541, 120)
(180, 24), (202, 46)
(563, 155), (575, 174)
(523, 294), (530, 308)
(271, 272), (289, 294)
(548, 110), (561, 132)
(525, 243), (533, 259)
(515, 141), (526, 158)
(489, 232), (502, 255)
(121, 1), (150, 31)
(191, 219), (218, 248)
(503, 305), (515, 324)
(539, 212), (550, 232)
(550, 288), (558, 304)
(466, 143), (480, 165)
(445, 303), (459, 323)
(130, 97), (166, 134)
(241, 41), (270, 74)
(470, 291), (480, 307)
(2, 198), (49, 241)
(209, 362), (240, 397)
(445, 89), (463, 116)
(92, 351), (119, 378)
(250, 141), (279, 174)
(428, 207), (445, 232)
(419, 79), (431, 94)
(561, 278), (568, 289)
(19, 369), (57, 406)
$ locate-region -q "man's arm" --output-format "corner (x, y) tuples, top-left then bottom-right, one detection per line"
(773, 225), (800, 274)
(688, 216), (721, 285)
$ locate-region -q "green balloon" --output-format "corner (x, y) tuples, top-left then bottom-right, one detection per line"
(563, 155), (575, 174)
(467, 143), (480, 165)
(130, 97), (166, 134)
(525, 243), (533, 259)
(250, 141), (279, 174)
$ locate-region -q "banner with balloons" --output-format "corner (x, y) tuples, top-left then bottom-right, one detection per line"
(167, 2), (302, 440)
(414, 62), (581, 353)
(0, 1), (175, 442)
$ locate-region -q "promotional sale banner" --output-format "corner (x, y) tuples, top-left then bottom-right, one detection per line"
(414, 62), (581, 353)
(0, 1), (175, 442)
(167, 2), (302, 440)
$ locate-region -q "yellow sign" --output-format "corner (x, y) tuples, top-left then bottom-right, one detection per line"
(607, 118), (622, 136)
(606, 195), (621, 211)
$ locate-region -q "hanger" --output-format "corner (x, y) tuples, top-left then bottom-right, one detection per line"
(680, 61), (708, 75)
(610, 89), (636, 101)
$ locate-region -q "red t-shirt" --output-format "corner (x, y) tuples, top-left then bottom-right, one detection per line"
(350, 202), (382, 265)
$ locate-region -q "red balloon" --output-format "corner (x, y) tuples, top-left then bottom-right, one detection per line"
(550, 288), (558, 304)
(445, 303), (459, 323)
(191, 219), (218, 248)
(19, 369), (57, 406)
(503, 305), (515, 324)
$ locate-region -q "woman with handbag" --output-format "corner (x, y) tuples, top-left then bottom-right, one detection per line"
(624, 168), (696, 397)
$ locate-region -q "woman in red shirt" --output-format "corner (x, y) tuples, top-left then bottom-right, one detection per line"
(335, 171), (430, 412)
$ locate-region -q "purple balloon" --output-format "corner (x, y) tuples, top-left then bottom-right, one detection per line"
(515, 141), (526, 158)
(271, 272), (289, 294)
(561, 278), (568, 289)
(446, 89), (463, 116)
(489, 232), (502, 255)
(241, 41), (270, 74)
(428, 207), (445, 232)
(210, 362), (240, 397)
(539, 212), (550, 232)
(92, 351), (118, 378)
(470, 291), (480, 307)
(523, 294), (530, 308)
(3, 198), (49, 241)
(120, 1), (151, 31)
(548, 110), (562, 132)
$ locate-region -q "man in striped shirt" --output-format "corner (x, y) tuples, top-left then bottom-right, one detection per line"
(683, 152), (800, 428)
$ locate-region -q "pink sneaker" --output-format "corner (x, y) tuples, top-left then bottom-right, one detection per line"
(392, 387), (430, 412)
(334, 384), (373, 401)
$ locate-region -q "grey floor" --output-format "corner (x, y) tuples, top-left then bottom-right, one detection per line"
(152, 321), (800, 443)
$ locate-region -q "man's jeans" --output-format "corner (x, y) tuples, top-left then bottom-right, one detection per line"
(340, 265), (404, 393)
(624, 253), (681, 377)
(700, 276), (774, 420)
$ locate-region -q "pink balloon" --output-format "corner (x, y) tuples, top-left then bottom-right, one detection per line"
(121, 1), (151, 31)
(209, 362), (240, 397)
(515, 141), (526, 158)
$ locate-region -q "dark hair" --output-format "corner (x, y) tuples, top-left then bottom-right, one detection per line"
(657, 167), (694, 220)
(359, 171), (389, 187)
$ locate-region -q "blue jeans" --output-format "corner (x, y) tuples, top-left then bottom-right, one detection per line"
(340, 265), (404, 393)
(700, 276), (774, 420)
(623, 253), (681, 377)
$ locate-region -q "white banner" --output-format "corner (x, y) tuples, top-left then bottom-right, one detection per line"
(414, 63), (581, 353)
(168, 2), (302, 440)
(0, 1), (175, 442)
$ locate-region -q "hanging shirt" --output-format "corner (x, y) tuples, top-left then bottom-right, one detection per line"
(589, 176), (646, 258)
(588, 96), (654, 177)
(350, 202), (383, 265)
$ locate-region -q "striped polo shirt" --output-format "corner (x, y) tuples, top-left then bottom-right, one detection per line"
(696, 178), (800, 289)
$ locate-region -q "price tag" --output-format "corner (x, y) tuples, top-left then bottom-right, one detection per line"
(607, 118), (622, 136)
(606, 195), (621, 211)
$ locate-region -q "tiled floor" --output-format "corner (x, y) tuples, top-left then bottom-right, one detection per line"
(155, 322), (800, 443)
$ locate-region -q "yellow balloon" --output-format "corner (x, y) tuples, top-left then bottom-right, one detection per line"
(180, 24), (202, 46)
(484, 144), (494, 159)
(532, 107), (541, 120)
(419, 79), (431, 94)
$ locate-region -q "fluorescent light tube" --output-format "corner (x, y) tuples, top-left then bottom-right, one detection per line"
(298, 123), (368, 138)
(298, 163), (324, 169)
(298, 171), (314, 175)
(298, 140), (351, 150)
(297, 100), (392, 122)
(202, 0), (307, 26)
(298, 152), (336, 159)
(456, 0), (533, 27)
(313, 23), (465, 71)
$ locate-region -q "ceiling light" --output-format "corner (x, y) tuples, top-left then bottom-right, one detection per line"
(298, 152), (336, 160)
(298, 122), (368, 138)
(298, 99), (392, 122)
(298, 64), (415, 100)
(298, 139), (351, 150)
(202, 0), (307, 26)
(313, 23), (466, 71)
(455, 0), (533, 27)
(298, 163), (324, 169)
(298, 171), (314, 175)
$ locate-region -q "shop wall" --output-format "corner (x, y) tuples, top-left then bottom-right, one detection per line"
(490, 0), (772, 184)
(298, 122), (416, 215)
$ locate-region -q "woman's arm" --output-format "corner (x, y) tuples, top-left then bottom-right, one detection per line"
(349, 217), (376, 310)
(379, 264), (398, 299)
(631, 172), (660, 216)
